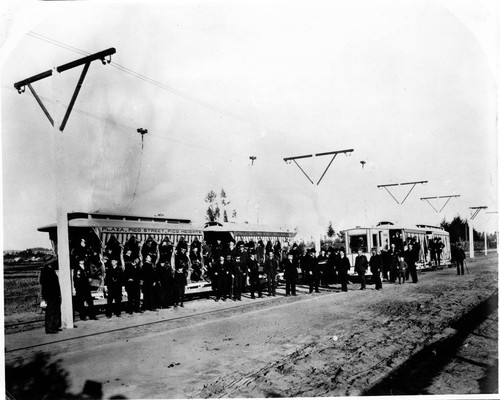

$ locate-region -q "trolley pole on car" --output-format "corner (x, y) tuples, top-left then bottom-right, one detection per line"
(283, 149), (354, 253)
(13, 48), (116, 329)
(468, 206), (487, 259)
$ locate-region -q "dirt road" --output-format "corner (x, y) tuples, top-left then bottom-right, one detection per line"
(5, 255), (498, 398)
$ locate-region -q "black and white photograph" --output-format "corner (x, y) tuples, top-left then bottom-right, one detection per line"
(1, 0), (499, 398)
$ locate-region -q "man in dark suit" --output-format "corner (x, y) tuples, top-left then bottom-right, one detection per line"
(264, 250), (279, 296)
(40, 256), (62, 334)
(283, 253), (297, 296)
(105, 258), (123, 318)
(73, 258), (97, 320)
(369, 248), (383, 290)
(354, 249), (368, 290)
(247, 250), (262, 299)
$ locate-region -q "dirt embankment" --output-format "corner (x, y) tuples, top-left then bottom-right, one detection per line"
(195, 258), (497, 398)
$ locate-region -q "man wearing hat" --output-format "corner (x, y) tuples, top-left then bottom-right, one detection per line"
(247, 249), (262, 299)
(282, 252), (297, 296)
(369, 248), (383, 290)
(173, 244), (189, 307)
(231, 254), (245, 301)
(73, 258), (97, 320)
(40, 255), (62, 333)
(264, 250), (279, 296)
(306, 248), (321, 294)
(354, 248), (368, 290)
(105, 257), (123, 318)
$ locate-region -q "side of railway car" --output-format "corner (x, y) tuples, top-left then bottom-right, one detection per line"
(37, 214), (297, 305)
(38, 212), (209, 302)
(343, 222), (451, 277)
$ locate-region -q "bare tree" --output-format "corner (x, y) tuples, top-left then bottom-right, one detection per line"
(205, 190), (220, 222)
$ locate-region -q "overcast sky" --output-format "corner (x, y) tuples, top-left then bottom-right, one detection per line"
(1, 0), (498, 250)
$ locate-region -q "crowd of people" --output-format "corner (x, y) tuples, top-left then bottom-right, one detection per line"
(39, 233), (462, 334)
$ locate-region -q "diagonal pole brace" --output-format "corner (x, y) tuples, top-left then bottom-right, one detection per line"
(401, 183), (418, 204)
(317, 153), (337, 185)
(292, 159), (314, 185)
(27, 83), (54, 127)
(438, 196), (453, 213)
(383, 186), (400, 204)
(424, 198), (439, 213)
(60, 62), (91, 132)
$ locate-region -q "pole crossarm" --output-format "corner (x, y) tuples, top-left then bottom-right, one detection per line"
(420, 195), (460, 213)
(470, 206), (488, 220)
(283, 148), (353, 185)
(377, 180), (428, 204)
(13, 47), (116, 132)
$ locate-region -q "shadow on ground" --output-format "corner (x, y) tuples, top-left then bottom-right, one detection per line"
(5, 352), (128, 400)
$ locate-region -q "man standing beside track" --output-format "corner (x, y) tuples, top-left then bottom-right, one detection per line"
(105, 258), (123, 318)
(141, 254), (157, 311)
(404, 243), (418, 283)
(337, 249), (350, 292)
(283, 252), (297, 296)
(73, 258), (97, 321)
(232, 254), (244, 301)
(369, 248), (383, 290)
(317, 249), (328, 288)
(354, 248), (368, 290)
(173, 245), (189, 307)
(306, 249), (321, 294)
(387, 244), (399, 283)
(248, 250), (262, 299)
(40, 256), (61, 334)
(264, 250), (279, 296)
(124, 253), (142, 313)
(455, 243), (466, 275)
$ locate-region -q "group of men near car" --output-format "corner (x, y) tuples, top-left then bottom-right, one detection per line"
(39, 233), (466, 334)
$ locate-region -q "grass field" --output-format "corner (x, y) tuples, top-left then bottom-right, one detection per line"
(4, 265), (41, 316)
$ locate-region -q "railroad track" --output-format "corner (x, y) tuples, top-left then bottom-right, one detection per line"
(5, 285), (331, 355)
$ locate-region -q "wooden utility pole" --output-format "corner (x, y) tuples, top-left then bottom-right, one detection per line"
(14, 48), (116, 329)
(468, 206), (487, 259)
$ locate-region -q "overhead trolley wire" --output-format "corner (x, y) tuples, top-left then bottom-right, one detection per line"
(4, 84), (247, 158)
(27, 31), (263, 129)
